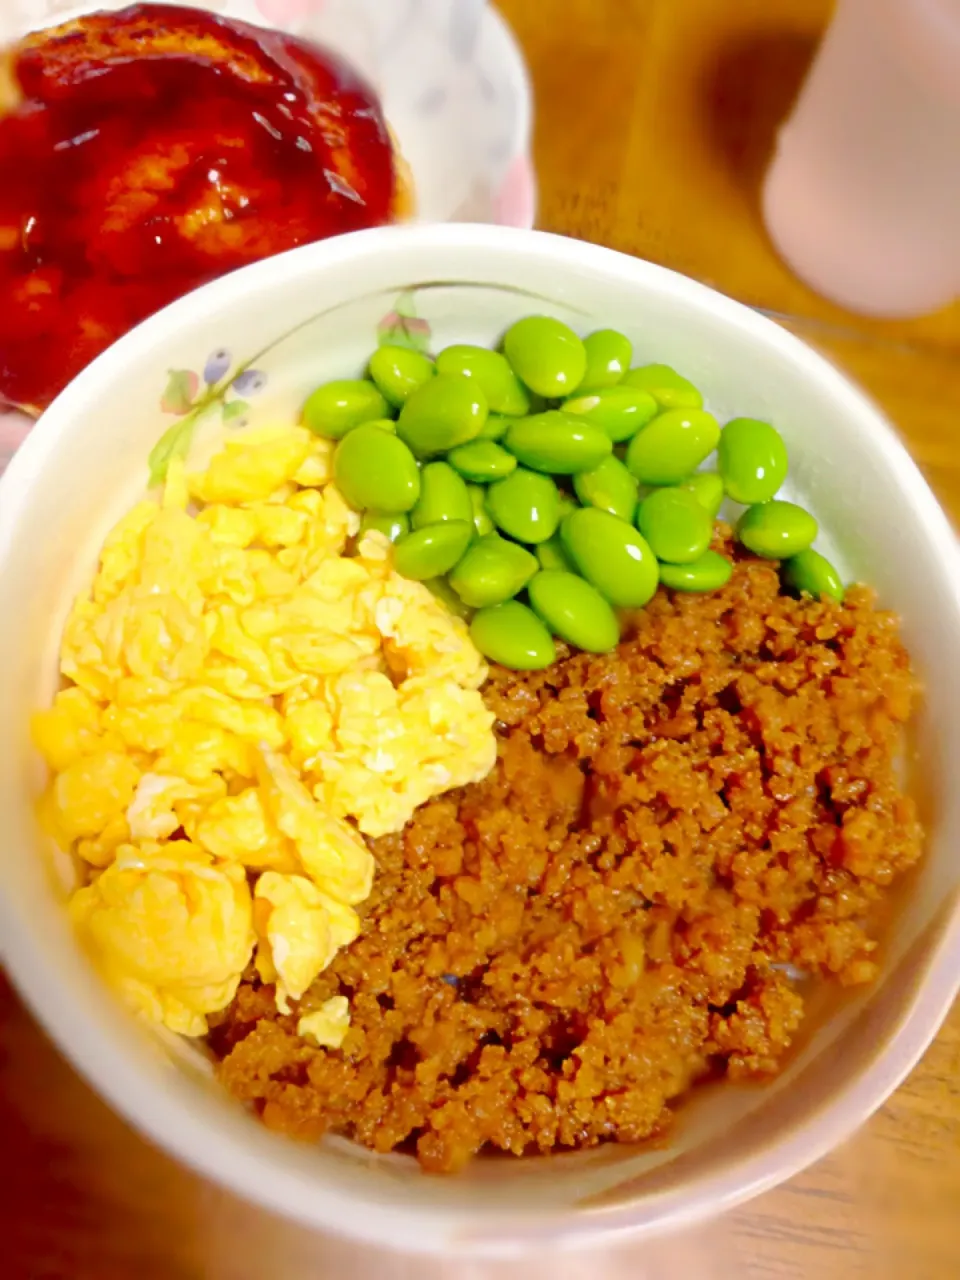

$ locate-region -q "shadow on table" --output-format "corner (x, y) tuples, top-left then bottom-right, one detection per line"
(699, 30), (818, 206)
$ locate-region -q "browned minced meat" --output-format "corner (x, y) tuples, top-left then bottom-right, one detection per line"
(210, 545), (922, 1173)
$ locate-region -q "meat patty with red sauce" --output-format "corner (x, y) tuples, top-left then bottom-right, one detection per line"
(0, 3), (410, 412)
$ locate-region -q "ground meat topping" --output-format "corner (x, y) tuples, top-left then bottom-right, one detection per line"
(211, 548), (922, 1173)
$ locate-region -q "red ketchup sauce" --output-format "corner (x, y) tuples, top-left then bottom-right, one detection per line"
(0, 3), (396, 411)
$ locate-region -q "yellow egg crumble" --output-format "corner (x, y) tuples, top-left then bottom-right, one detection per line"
(32, 425), (496, 1038)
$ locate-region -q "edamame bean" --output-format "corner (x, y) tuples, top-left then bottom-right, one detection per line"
(622, 363), (704, 410)
(425, 576), (473, 620)
(573, 455), (639, 522)
(436, 344), (531, 416)
(580, 329), (633, 390)
(659, 551), (733, 593)
(560, 507), (659, 607)
(447, 440), (518, 483)
(467, 483), (494, 537)
(333, 426), (420, 512)
(478, 412), (517, 441)
(636, 487), (713, 564)
(448, 533), (538, 608)
(536, 534), (575, 573)
(562, 386), (659, 443)
(359, 510), (409, 543)
(368, 345), (435, 407)
(397, 374), (487, 457)
(393, 520), (473, 580)
(504, 411), (612, 475)
(303, 379), (389, 439)
(486, 468), (561, 544)
(502, 316), (587, 398)
(782, 548), (844, 604)
(737, 501), (818, 559)
(411, 461), (473, 529)
(364, 418), (398, 433)
(625, 409), (721, 485)
(469, 601), (557, 670)
(680, 471), (725, 519)
(528, 570), (620, 653)
(718, 418), (788, 505)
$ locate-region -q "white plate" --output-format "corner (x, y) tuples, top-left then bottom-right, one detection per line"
(1, 0), (535, 227)
(0, 0), (536, 470)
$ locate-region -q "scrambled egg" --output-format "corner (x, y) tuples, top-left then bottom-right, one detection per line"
(298, 996), (351, 1049)
(34, 425), (496, 1039)
(69, 841), (253, 1037)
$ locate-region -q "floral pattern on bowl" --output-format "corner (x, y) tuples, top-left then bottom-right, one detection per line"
(144, 281), (587, 487)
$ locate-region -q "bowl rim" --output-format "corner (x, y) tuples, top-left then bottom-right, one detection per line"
(1, 222), (959, 1256)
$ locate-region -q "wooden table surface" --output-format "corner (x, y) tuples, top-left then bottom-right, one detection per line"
(3, 2), (960, 1277)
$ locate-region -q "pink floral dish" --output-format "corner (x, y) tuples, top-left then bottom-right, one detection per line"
(0, 0), (535, 473)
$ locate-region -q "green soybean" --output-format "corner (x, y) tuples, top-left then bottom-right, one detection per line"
(659, 551), (733, 593)
(397, 374), (487, 457)
(447, 440), (518, 483)
(528, 570), (620, 653)
(470, 601), (557, 670)
(625, 409), (721, 485)
(580, 328), (633, 390)
(358, 510), (409, 543)
(411, 461), (473, 529)
(436, 344), (530, 416)
(425, 576), (473, 620)
(536, 534), (575, 573)
(502, 316), (587, 398)
(562, 386), (659, 443)
(737, 501), (818, 559)
(560, 507), (659, 608)
(622, 363), (704, 411)
(486, 469), (561, 544)
(333, 426), (420, 513)
(368, 345), (435, 407)
(573, 455), (639, 522)
(393, 521), (474, 580)
(303, 379), (389, 440)
(680, 471), (725, 519)
(636, 487), (713, 564)
(448, 533), (538, 608)
(363, 418), (398, 433)
(782, 548), (845, 604)
(467, 484), (494, 537)
(478, 412), (517, 441)
(718, 417), (788, 505)
(504, 411), (612, 475)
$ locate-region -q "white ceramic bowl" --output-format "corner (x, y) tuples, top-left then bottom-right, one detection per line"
(1, 225), (959, 1258)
